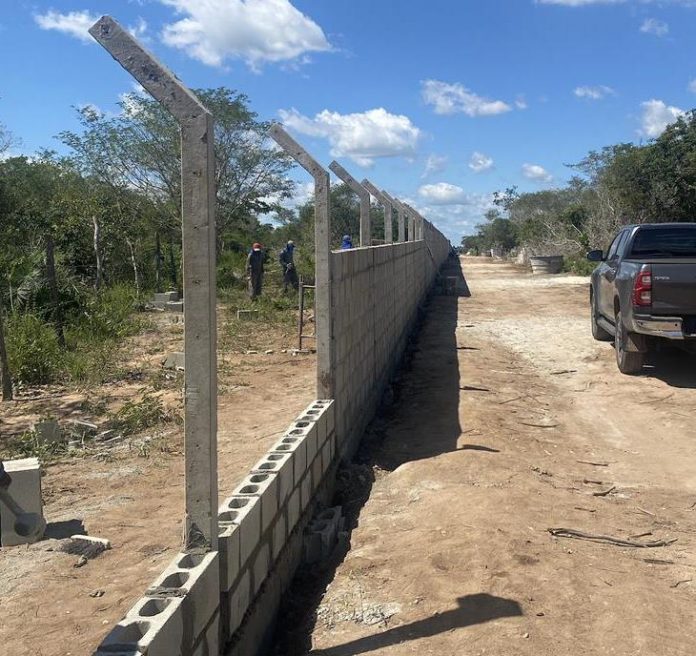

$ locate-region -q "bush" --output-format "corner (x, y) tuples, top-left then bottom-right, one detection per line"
(563, 253), (597, 276)
(70, 284), (142, 341)
(6, 313), (64, 384)
(108, 393), (180, 436)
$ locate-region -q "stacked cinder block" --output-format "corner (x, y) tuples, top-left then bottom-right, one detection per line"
(94, 400), (336, 656)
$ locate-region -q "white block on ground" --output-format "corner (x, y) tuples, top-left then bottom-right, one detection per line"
(0, 457), (45, 547)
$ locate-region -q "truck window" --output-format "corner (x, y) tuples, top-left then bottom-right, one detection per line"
(606, 230), (626, 261)
(629, 225), (696, 258)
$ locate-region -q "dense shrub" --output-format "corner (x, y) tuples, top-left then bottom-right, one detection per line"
(6, 313), (64, 384)
(562, 253), (597, 276)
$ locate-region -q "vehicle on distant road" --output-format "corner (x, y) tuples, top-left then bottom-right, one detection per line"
(587, 223), (696, 374)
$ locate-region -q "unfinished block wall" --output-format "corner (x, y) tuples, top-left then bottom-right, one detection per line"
(332, 226), (451, 455)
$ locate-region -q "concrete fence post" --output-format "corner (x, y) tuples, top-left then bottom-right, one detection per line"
(90, 16), (218, 551)
(270, 125), (334, 398)
(362, 179), (392, 244)
(390, 197), (408, 243)
(382, 190), (402, 245)
(329, 161), (371, 247)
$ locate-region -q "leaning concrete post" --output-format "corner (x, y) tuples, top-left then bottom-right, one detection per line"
(382, 191), (402, 244)
(270, 125), (334, 398)
(90, 16), (218, 551)
(362, 179), (392, 243)
(329, 161), (371, 247)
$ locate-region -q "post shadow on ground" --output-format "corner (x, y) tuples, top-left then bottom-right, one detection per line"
(310, 593), (523, 656)
(44, 519), (85, 539)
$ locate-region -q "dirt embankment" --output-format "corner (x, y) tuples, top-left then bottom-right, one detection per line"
(301, 257), (696, 656)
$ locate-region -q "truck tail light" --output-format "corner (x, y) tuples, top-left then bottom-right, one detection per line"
(632, 264), (652, 307)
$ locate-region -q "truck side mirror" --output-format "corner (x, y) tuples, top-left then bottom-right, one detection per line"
(586, 250), (604, 262)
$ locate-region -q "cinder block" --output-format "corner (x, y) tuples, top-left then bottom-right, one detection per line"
(218, 521), (241, 592)
(300, 471), (312, 513)
(251, 541), (270, 597)
(271, 433), (307, 483)
(286, 487), (301, 532)
(154, 291), (179, 303)
(0, 457), (45, 547)
(192, 609), (219, 656)
(316, 399), (335, 436)
(98, 596), (184, 656)
(231, 473), (279, 535)
(225, 567), (251, 638)
(251, 451), (294, 504)
(219, 496), (261, 566)
(311, 453), (323, 492)
(145, 551), (219, 653)
(288, 421), (318, 464)
(271, 511), (287, 562)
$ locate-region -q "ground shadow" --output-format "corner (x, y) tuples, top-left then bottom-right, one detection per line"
(311, 593), (522, 656)
(44, 519), (85, 539)
(643, 347), (696, 389)
(457, 444), (500, 453)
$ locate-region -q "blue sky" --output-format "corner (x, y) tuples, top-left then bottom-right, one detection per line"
(2, 0), (696, 241)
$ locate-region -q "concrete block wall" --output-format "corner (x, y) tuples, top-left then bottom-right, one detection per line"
(93, 400), (336, 656)
(331, 223), (450, 456)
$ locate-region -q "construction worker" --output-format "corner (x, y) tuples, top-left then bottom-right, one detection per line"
(279, 240), (299, 293)
(341, 234), (353, 250)
(246, 242), (265, 300)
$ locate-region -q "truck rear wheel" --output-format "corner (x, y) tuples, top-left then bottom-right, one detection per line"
(591, 290), (612, 341)
(614, 311), (644, 375)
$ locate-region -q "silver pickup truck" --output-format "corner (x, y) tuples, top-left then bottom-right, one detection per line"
(587, 223), (696, 374)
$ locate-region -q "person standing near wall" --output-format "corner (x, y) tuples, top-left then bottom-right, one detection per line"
(341, 235), (353, 250)
(279, 240), (299, 293)
(246, 242), (265, 300)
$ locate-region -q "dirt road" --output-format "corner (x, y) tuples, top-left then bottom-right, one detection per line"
(305, 257), (696, 656)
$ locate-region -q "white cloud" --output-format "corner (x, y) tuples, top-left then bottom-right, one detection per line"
(640, 18), (669, 36)
(522, 163), (553, 183)
(469, 151), (494, 173)
(34, 10), (99, 43)
(128, 17), (149, 40)
(160, 0), (331, 69)
(688, 79), (696, 93)
(574, 85), (615, 100)
(278, 107), (422, 166)
(418, 182), (470, 205)
(515, 96), (529, 110)
(421, 80), (512, 117)
(422, 154), (448, 178)
(639, 99), (685, 137)
(407, 193), (496, 242)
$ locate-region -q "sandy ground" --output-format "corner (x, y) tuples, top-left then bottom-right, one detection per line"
(303, 257), (696, 656)
(0, 309), (315, 656)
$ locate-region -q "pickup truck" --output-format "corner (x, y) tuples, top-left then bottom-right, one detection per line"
(587, 223), (696, 374)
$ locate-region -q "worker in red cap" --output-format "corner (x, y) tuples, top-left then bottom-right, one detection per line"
(246, 242), (265, 300)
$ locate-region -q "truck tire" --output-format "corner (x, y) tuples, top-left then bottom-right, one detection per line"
(614, 310), (644, 375)
(591, 290), (612, 341)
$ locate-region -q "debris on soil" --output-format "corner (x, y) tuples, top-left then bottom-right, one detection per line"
(593, 486), (616, 497)
(577, 460), (610, 467)
(89, 590), (105, 598)
(548, 528), (677, 548)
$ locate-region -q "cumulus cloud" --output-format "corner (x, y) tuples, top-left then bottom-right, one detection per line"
(34, 10), (98, 43)
(639, 99), (684, 137)
(418, 183), (470, 205)
(278, 107), (422, 166)
(422, 154), (448, 178)
(421, 80), (512, 117)
(407, 193), (496, 242)
(522, 163), (553, 183)
(159, 0), (331, 69)
(640, 18), (669, 36)
(574, 85), (615, 100)
(469, 151), (494, 173)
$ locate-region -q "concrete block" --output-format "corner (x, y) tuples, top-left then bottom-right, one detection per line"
(231, 473), (279, 535)
(145, 551), (219, 654)
(251, 541), (270, 597)
(271, 510), (287, 562)
(218, 521), (241, 593)
(154, 291), (179, 303)
(0, 457), (45, 547)
(316, 399), (335, 436)
(98, 595), (184, 656)
(271, 434), (307, 484)
(311, 453), (323, 493)
(226, 567), (251, 638)
(166, 301), (184, 313)
(163, 352), (185, 370)
(299, 471), (312, 513)
(192, 609), (218, 656)
(288, 421), (318, 465)
(286, 487), (301, 532)
(219, 496), (261, 566)
(251, 451), (294, 504)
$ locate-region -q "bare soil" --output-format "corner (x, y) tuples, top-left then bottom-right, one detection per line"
(305, 257), (696, 656)
(0, 308), (315, 656)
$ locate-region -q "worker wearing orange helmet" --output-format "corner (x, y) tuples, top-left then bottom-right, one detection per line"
(246, 242), (265, 300)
